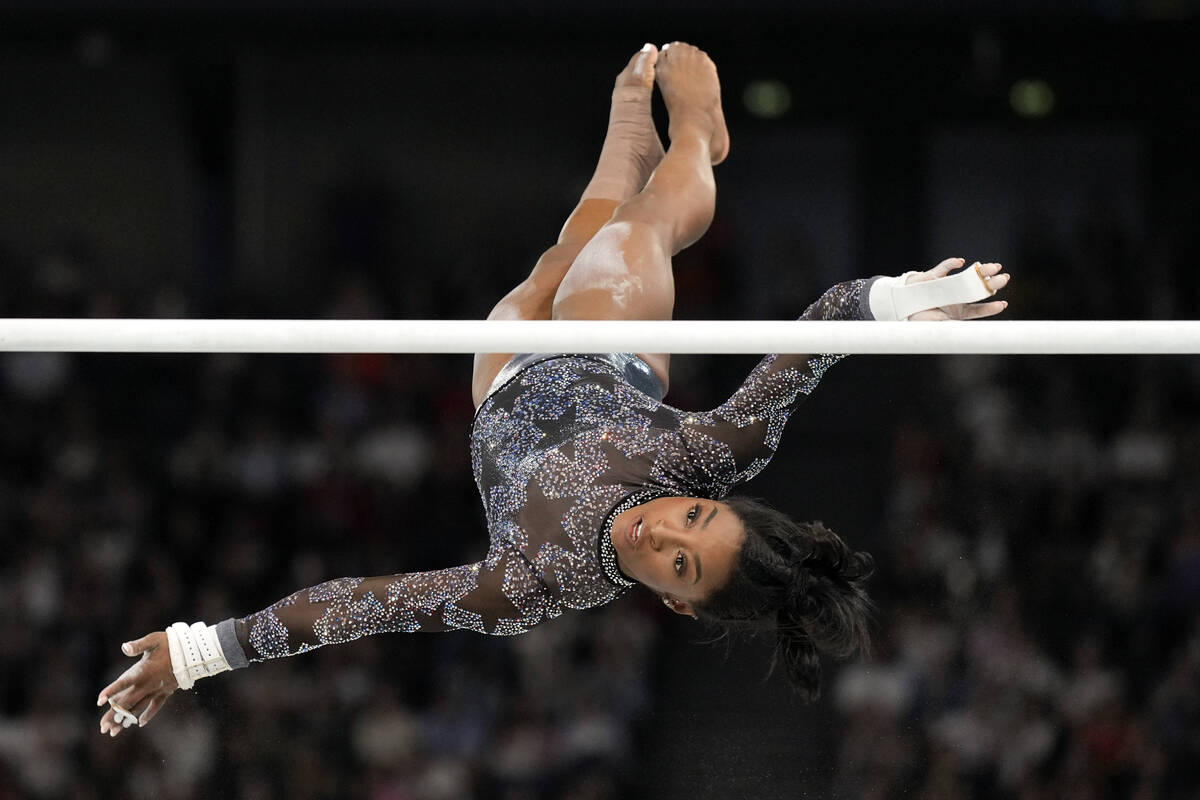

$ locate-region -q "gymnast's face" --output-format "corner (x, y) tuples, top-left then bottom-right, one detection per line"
(610, 496), (744, 617)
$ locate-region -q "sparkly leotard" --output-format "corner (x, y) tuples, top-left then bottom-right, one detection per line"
(213, 280), (872, 668)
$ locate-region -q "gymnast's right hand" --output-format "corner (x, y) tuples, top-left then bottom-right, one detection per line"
(97, 632), (179, 737)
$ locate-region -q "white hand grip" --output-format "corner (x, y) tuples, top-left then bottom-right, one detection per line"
(869, 263), (995, 321)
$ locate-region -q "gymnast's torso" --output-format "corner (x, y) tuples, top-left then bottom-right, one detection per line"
(221, 279), (870, 663)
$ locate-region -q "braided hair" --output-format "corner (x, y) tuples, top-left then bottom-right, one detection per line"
(695, 496), (875, 702)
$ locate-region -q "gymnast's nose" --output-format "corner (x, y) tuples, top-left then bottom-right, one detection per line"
(647, 520), (677, 550)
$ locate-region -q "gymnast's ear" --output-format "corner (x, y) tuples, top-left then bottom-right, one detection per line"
(662, 595), (698, 619)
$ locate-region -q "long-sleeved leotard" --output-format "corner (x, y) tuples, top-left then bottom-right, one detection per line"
(214, 279), (874, 669)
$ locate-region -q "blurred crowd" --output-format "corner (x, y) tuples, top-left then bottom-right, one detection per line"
(830, 214), (1200, 798)
(832, 351), (1200, 800)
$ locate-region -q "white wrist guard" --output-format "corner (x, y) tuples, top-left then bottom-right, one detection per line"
(869, 263), (996, 321)
(165, 621), (231, 690)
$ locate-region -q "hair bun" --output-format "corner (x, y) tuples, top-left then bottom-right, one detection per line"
(783, 570), (811, 609)
(697, 497), (875, 703)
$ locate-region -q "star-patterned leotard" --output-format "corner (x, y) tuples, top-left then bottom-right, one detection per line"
(211, 279), (873, 669)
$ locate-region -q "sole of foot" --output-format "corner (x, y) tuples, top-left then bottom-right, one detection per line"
(656, 41), (729, 165)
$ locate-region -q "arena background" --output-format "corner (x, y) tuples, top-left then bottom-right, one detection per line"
(1, 2), (1198, 798)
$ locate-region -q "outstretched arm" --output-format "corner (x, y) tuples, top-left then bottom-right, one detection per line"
(660, 259), (1009, 495)
(98, 550), (550, 737)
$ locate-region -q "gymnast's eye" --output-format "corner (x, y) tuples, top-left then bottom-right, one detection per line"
(686, 504), (700, 525)
(674, 551), (686, 576)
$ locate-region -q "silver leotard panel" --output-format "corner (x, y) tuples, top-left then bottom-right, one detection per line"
(483, 353), (665, 405)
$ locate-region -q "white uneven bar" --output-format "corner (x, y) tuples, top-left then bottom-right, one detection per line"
(0, 319), (1198, 354)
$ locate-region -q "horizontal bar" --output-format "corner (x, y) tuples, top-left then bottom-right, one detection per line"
(0, 319), (1197, 354)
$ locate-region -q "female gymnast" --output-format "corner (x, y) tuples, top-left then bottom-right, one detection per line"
(98, 41), (1009, 735)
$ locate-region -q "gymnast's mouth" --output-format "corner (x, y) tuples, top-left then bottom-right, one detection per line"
(626, 516), (643, 548)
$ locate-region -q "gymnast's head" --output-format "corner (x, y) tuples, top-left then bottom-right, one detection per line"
(610, 495), (874, 701)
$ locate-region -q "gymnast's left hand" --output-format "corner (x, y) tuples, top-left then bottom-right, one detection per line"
(907, 257), (1010, 320)
(96, 632), (178, 737)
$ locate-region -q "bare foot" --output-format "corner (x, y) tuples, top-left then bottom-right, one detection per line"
(655, 42), (730, 165)
(607, 44), (666, 188)
(615, 41), (659, 92)
(582, 44), (666, 201)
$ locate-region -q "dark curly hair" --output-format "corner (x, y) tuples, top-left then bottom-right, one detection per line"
(694, 495), (875, 702)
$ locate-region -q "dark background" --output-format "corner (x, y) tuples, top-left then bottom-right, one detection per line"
(0, 2), (1198, 799)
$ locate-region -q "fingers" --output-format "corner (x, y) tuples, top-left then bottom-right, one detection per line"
(139, 694), (168, 726)
(99, 633), (172, 738)
(905, 258), (1010, 321)
(931, 257), (965, 277)
(123, 696), (153, 726)
(97, 673), (133, 707)
(926, 258), (1006, 279)
(930, 258), (1007, 285)
(971, 262), (1007, 295)
(98, 633), (158, 705)
(99, 705), (132, 738)
(963, 299), (1008, 319)
(111, 699), (140, 728)
(103, 683), (145, 719)
(100, 692), (168, 737)
(98, 632), (162, 706)
(909, 298), (1009, 321)
(984, 270), (1010, 293)
(122, 633), (159, 658)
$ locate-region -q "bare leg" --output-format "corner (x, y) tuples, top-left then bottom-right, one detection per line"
(551, 42), (729, 393)
(472, 45), (664, 406)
